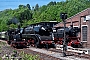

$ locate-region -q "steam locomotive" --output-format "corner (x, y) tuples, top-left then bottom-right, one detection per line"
(21, 25), (55, 48)
(53, 25), (82, 48)
(7, 22), (57, 48)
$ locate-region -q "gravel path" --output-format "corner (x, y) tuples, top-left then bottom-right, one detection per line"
(27, 47), (89, 60)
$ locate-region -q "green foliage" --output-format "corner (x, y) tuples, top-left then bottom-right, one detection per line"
(34, 4), (39, 11)
(0, 0), (90, 31)
(0, 42), (6, 45)
(20, 51), (40, 60)
(0, 57), (2, 60)
(26, 4), (31, 10)
(9, 24), (17, 28)
(47, 1), (56, 6)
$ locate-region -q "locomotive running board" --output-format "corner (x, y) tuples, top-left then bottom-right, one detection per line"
(56, 44), (90, 55)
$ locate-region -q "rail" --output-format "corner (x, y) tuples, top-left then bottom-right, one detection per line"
(56, 44), (90, 55)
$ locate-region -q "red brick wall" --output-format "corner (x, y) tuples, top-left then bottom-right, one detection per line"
(87, 20), (90, 47)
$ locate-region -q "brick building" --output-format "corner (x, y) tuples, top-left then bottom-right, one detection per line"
(55, 8), (90, 47)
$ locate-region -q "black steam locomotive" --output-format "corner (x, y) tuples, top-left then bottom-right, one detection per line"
(21, 25), (54, 48)
(7, 22), (57, 48)
(53, 25), (82, 48)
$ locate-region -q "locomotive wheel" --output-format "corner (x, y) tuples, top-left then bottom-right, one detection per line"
(60, 40), (63, 45)
(27, 42), (30, 46)
(45, 44), (49, 50)
(11, 43), (16, 48)
(27, 39), (31, 46)
(49, 43), (56, 48)
(78, 44), (83, 48)
(35, 42), (39, 48)
(71, 43), (75, 48)
(31, 38), (39, 48)
(7, 41), (11, 45)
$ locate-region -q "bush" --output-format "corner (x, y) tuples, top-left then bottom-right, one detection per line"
(20, 51), (40, 60)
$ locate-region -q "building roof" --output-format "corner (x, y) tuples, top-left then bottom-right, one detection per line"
(54, 8), (90, 27)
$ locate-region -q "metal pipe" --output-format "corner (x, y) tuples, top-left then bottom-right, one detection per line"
(62, 20), (67, 57)
(60, 13), (67, 57)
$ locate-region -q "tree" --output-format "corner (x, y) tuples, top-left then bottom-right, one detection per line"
(26, 4), (31, 10)
(32, 6), (34, 11)
(18, 5), (26, 9)
(1, 0), (90, 31)
(47, 1), (56, 6)
(39, 5), (47, 12)
(53, 1), (56, 5)
(35, 4), (39, 11)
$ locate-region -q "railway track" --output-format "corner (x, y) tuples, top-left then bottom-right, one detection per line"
(0, 40), (90, 60)
(55, 44), (90, 59)
(49, 48), (90, 59)
(25, 46), (89, 60)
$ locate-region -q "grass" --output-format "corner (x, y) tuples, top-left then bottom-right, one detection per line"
(20, 51), (40, 60)
(0, 57), (1, 60)
(0, 41), (40, 60)
(0, 42), (6, 45)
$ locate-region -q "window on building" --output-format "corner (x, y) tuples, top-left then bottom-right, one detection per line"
(82, 26), (87, 42)
(83, 16), (86, 22)
(86, 15), (90, 20)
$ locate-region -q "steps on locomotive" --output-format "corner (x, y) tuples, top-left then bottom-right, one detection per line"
(56, 44), (90, 55)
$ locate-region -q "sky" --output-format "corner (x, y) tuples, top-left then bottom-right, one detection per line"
(0, 0), (65, 11)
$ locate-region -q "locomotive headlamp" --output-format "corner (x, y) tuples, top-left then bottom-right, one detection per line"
(23, 39), (25, 41)
(18, 33), (20, 34)
(14, 39), (16, 41)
